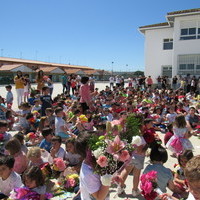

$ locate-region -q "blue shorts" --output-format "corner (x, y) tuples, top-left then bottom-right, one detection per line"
(57, 132), (70, 139)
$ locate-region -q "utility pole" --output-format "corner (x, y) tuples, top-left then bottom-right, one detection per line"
(111, 61), (114, 76)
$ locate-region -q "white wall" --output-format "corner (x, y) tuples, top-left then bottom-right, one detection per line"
(172, 15), (200, 76)
(144, 27), (173, 82)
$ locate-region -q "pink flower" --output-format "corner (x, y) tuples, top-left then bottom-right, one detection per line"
(145, 171), (157, 181)
(96, 155), (108, 167)
(111, 120), (121, 125)
(119, 150), (130, 162)
(141, 181), (153, 195)
(106, 135), (125, 154)
(54, 158), (66, 171)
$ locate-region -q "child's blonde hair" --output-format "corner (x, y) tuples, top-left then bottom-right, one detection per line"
(185, 155), (200, 182)
(27, 147), (41, 159)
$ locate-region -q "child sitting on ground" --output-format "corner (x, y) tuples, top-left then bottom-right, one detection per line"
(13, 132), (28, 154)
(39, 127), (53, 153)
(22, 166), (48, 200)
(55, 107), (74, 139)
(0, 120), (12, 154)
(143, 145), (181, 194)
(50, 136), (66, 160)
(65, 138), (82, 171)
(0, 155), (23, 198)
(13, 102), (31, 132)
(27, 147), (47, 167)
(173, 150), (194, 199)
(5, 138), (28, 174)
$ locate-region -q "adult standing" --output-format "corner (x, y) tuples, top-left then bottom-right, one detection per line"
(146, 76), (153, 89)
(109, 76), (114, 89)
(47, 75), (54, 96)
(89, 75), (95, 92)
(79, 76), (91, 113)
(172, 76), (178, 90)
(115, 76), (121, 87)
(61, 72), (68, 94)
(36, 70), (45, 93)
(157, 75), (162, 89)
(14, 70), (24, 106)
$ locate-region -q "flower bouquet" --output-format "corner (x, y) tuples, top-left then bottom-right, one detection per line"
(89, 134), (133, 176)
(52, 158), (67, 178)
(140, 171), (158, 200)
(58, 173), (79, 192)
(40, 162), (52, 181)
(9, 187), (52, 200)
(140, 171), (172, 200)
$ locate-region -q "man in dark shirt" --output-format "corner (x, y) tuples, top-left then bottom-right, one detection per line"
(40, 86), (52, 116)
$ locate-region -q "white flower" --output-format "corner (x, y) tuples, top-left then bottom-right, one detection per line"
(101, 174), (113, 186)
(132, 135), (143, 146)
(92, 147), (104, 159)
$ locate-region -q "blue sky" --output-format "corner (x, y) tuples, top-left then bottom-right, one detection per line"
(0, 0), (199, 72)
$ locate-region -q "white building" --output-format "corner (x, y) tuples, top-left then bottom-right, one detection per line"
(139, 8), (200, 81)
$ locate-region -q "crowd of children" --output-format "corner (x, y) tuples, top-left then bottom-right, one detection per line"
(0, 75), (200, 200)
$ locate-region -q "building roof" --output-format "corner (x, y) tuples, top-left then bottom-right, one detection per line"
(0, 57), (93, 70)
(83, 70), (99, 75)
(167, 8), (200, 15)
(0, 64), (23, 71)
(139, 8), (200, 34)
(64, 69), (85, 74)
(139, 22), (169, 29)
(36, 66), (58, 72)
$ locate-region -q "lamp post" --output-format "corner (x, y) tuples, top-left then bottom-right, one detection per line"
(111, 61), (114, 76)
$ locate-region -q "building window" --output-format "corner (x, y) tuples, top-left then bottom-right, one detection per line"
(163, 39), (173, 50)
(180, 27), (198, 40)
(178, 54), (200, 75)
(198, 28), (200, 39)
(187, 64), (194, 70)
(162, 65), (172, 78)
(179, 64), (186, 70)
(196, 65), (200, 70)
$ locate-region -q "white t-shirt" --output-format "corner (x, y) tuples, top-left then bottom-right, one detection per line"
(109, 77), (114, 83)
(65, 152), (81, 165)
(55, 117), (66, 134)
(166, 113), (177, 123)
(55, 147), (66, 159)
(0, 171), (23, 196)
(80, 162), (109, 200)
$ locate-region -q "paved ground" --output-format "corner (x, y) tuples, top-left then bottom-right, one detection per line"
(1, 82), (200, 199)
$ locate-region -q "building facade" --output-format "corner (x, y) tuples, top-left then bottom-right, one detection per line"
(139, 8), (200, 81)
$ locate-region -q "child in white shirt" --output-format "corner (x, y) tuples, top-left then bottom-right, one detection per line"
(0, 155), (23, 197)
(50, 136), (66, 160)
